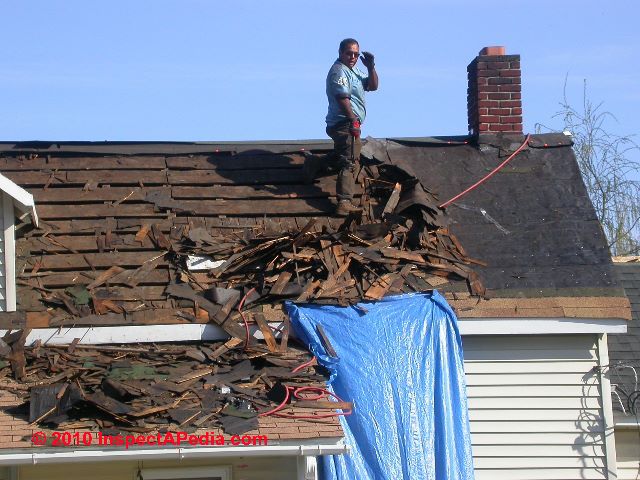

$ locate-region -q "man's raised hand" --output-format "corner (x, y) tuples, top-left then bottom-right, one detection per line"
(361, 51), (375, 69)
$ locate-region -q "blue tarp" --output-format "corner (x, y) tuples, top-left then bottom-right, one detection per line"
(285, 291), (475, 480)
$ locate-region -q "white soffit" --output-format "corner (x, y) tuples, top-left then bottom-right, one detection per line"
(0, 172), (38, 226)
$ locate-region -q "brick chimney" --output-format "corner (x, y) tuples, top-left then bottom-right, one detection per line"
(467, 46), (522, 136)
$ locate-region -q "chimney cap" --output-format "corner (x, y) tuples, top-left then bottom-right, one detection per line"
(479, 46), (506, 56)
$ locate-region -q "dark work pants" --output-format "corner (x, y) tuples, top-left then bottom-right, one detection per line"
(326, 121), (361, 202)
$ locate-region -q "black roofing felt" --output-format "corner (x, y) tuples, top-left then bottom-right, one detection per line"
(608, 262), (640, 414)
(378, 135), (621, 296)
(0, 133), (622, 297)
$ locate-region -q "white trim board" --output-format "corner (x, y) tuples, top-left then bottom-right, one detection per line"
(2, 193), (17, 312)
(0, 317), (627, 346)
(458, 317), (627, 335)
(598, 333), (619, 479)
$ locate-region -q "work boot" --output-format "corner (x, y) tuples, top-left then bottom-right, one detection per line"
(335, 200), (362, 217)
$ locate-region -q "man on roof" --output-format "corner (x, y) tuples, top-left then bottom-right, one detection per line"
(325, 38), (378, 216)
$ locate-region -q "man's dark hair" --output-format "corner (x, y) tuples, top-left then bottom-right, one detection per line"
(339, 38), (359, 53)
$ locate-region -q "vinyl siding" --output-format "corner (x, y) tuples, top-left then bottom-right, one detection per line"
(464, 334), (610, 480)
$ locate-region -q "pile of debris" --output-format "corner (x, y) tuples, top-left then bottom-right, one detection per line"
(33, 155), (485, 336)
(166, 157), (485, 336)
(2, 148), (486, 431)
(0, 330), (332, 435)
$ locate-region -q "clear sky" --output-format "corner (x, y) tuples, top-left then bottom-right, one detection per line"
(1, 1), (638, 144)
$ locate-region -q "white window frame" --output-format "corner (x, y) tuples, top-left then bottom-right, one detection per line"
(139, 466), (232, 480)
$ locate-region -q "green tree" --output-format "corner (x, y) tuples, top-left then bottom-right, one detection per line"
(538, 80), (640, 256)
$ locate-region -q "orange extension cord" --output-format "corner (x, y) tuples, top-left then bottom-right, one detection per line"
(259, 357), (353, 419)
(439, 134), (531, 209)
(237, 293), (351, 419)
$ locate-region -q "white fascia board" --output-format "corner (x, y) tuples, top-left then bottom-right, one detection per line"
(0, 324), (234, 346)
(0, 323), (286, 346)
(458, 317), (627, 335)
(0, 440), (349, 466)
(0, 172), (38, 226)
(0, 317), (626, 346)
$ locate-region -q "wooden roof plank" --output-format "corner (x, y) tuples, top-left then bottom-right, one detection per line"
(162, 199), (335, 216)
(0, 156), (167, 171)
(23, 251), (166, 270)
(30, 186), (168, 203)
(165, 154), (304, 170)
(171, 179), (348, 199)
(35, 204), (163, 220)
(167, 169), (306, 185)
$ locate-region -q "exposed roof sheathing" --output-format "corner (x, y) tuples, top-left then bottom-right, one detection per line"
(0, 142), (485, 330)
(0, 134), (629, 324)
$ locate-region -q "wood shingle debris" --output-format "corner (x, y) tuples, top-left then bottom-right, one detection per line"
(0, 143), (486, 434)
(0, 332), (333, 435)
(3, 150), (484, 331)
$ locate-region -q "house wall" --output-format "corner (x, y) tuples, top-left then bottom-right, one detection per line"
(463, 334), (612, 480)
(615, 428), (640, 480)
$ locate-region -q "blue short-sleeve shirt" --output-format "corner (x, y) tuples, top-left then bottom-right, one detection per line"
(326, 59), (369, 127)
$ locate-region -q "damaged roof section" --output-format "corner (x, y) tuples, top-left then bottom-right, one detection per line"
(0, 133), (631, 443)
(0, 142), (485, 435)
(0, 140), (487, 331)
(0, 135), (628, 327)
(0, 133), (630, 330)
